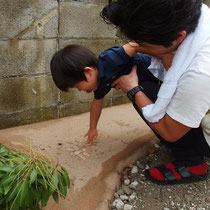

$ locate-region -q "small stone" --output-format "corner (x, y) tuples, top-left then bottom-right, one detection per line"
(73, 145), (80, 150)
(122, 185), (132, 195)
(83, 152), (91, 157)
(154, 143), (160, 148)
(66, 147), (74, 152)
(112, 200), (117, 208)
(58, 142), (62, 145)
(137, 161), (145, 169)
(74, 150), (82, 155)
(145, 165), (150, 170)
(78, 154), (86, 160)
(114, 192), (119, 199)
(124, 179), (130, 186)
(171, 201), (175, 206)
(117, 189), (124, 196)
(115, 199), (124, 210)
(124, 204), (133, 210)
(185, 194), (192, 202)
(131, 166), (138, 174)
(129, 193), (137, 202)
(120, 195), (128, 201)
(129, 181), (139, 190)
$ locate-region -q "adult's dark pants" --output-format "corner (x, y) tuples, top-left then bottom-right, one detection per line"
(134, 55), (210, 166)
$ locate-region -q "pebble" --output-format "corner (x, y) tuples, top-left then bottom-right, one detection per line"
(124, 179), (130, 186)
(110, 143), (210, 210)
(122, 185), (132, 195)
(129, 181), (139, 190)
(117, 189), (124, 196)
(131, 166), (138, 174)
(120, 195), (128, 201)
(185, 194), (192, 202)
(123, 204), (133, 210)
(129, 193), (137, 202)
(115, 199), (124, 210)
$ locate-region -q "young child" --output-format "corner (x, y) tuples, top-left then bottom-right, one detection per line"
(50, 43), (172, 145)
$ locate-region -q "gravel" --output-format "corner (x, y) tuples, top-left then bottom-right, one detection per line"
(110, 143), (210, 210)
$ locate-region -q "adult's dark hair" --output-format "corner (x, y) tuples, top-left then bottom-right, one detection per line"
(50, 45), (98, 91)
(101, 0), (202, 47)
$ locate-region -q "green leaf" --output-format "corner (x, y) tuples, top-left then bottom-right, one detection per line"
(0, 198), (4, 205)
(0, 165), (13, 172)
(41, 187), (50, 208)
(0, 173), (6, 178)
(19, 179), (29, 206)
(0, 174), (16, 187)
(24, 186), (34, 207)
(37, 178), (46, 188)
(0, 146), (8, 155)
(34, 188), (42, 205)
(61, 167), (70, 188)
(49, 170), (59, 195)
(10, 196), (20, 210)
(58, 175), (67, 199)
(6, 182), (22, 203)
(52, 190), (59, 203)
(30, 169), (37, 185)
(3, 184), (12, 195)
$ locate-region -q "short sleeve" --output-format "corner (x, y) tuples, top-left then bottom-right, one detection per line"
(167, 70), (210, 128)
(94, 46), (133, 99)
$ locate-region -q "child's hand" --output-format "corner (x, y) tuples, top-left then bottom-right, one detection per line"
(160, 53), (174, 70)
(84, 128), (98, 146)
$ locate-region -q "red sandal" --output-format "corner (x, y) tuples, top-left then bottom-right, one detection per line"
(144, 161), (209, 185)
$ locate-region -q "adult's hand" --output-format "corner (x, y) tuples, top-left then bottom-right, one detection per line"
(112, 65), (139, 92)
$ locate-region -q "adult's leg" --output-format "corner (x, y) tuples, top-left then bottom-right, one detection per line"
(133, 80), (210, 184)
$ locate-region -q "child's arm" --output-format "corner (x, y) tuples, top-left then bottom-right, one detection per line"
(123, 42), (173, 70)
(84, 98), (104, 146)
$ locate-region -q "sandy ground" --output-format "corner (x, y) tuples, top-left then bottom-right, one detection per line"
(0, 103), (157, 210)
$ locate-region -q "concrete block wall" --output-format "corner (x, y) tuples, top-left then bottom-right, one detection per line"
(0, 0), (129, 129)
(1, 1), (210, 129)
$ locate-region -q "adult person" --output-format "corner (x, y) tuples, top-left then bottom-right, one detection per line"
(101, 0), (210, 185)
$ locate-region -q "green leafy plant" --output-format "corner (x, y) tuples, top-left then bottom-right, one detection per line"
(0, 144), (70, 210)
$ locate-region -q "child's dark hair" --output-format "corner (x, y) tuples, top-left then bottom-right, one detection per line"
(50, 45), (98, 91)
(101, 0), (202, 47)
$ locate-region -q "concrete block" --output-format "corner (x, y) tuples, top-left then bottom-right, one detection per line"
(113, 89), (126, 97)
(60, 39), (116, 56)
(112, 96), (130, 106)
(61, 0), (108, 4)
(60, 89), (93, 104)
(0, 106), (57, 130)
(0, 39), (57, 77)
(59, 1), (117, 38)
(103, 90), (113, 108)
(0, 0), (58, 39)
(0, 76), (58, 113)
(59, 102), (92, 117)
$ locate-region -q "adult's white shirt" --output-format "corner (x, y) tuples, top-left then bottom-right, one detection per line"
(148, 36), (210, 146)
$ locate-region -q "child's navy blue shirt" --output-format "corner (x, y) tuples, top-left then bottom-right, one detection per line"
(94, 46), (151, 99)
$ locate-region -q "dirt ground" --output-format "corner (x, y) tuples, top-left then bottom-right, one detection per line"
(0, 103), (156, 210)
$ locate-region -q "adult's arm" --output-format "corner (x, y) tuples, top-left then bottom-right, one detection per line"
(112, 66), (191, 142)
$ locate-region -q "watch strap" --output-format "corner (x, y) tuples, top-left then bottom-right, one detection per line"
(127, 86), (144, 102)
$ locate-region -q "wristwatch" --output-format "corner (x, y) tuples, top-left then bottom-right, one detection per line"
(127, 86), (144, 102)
